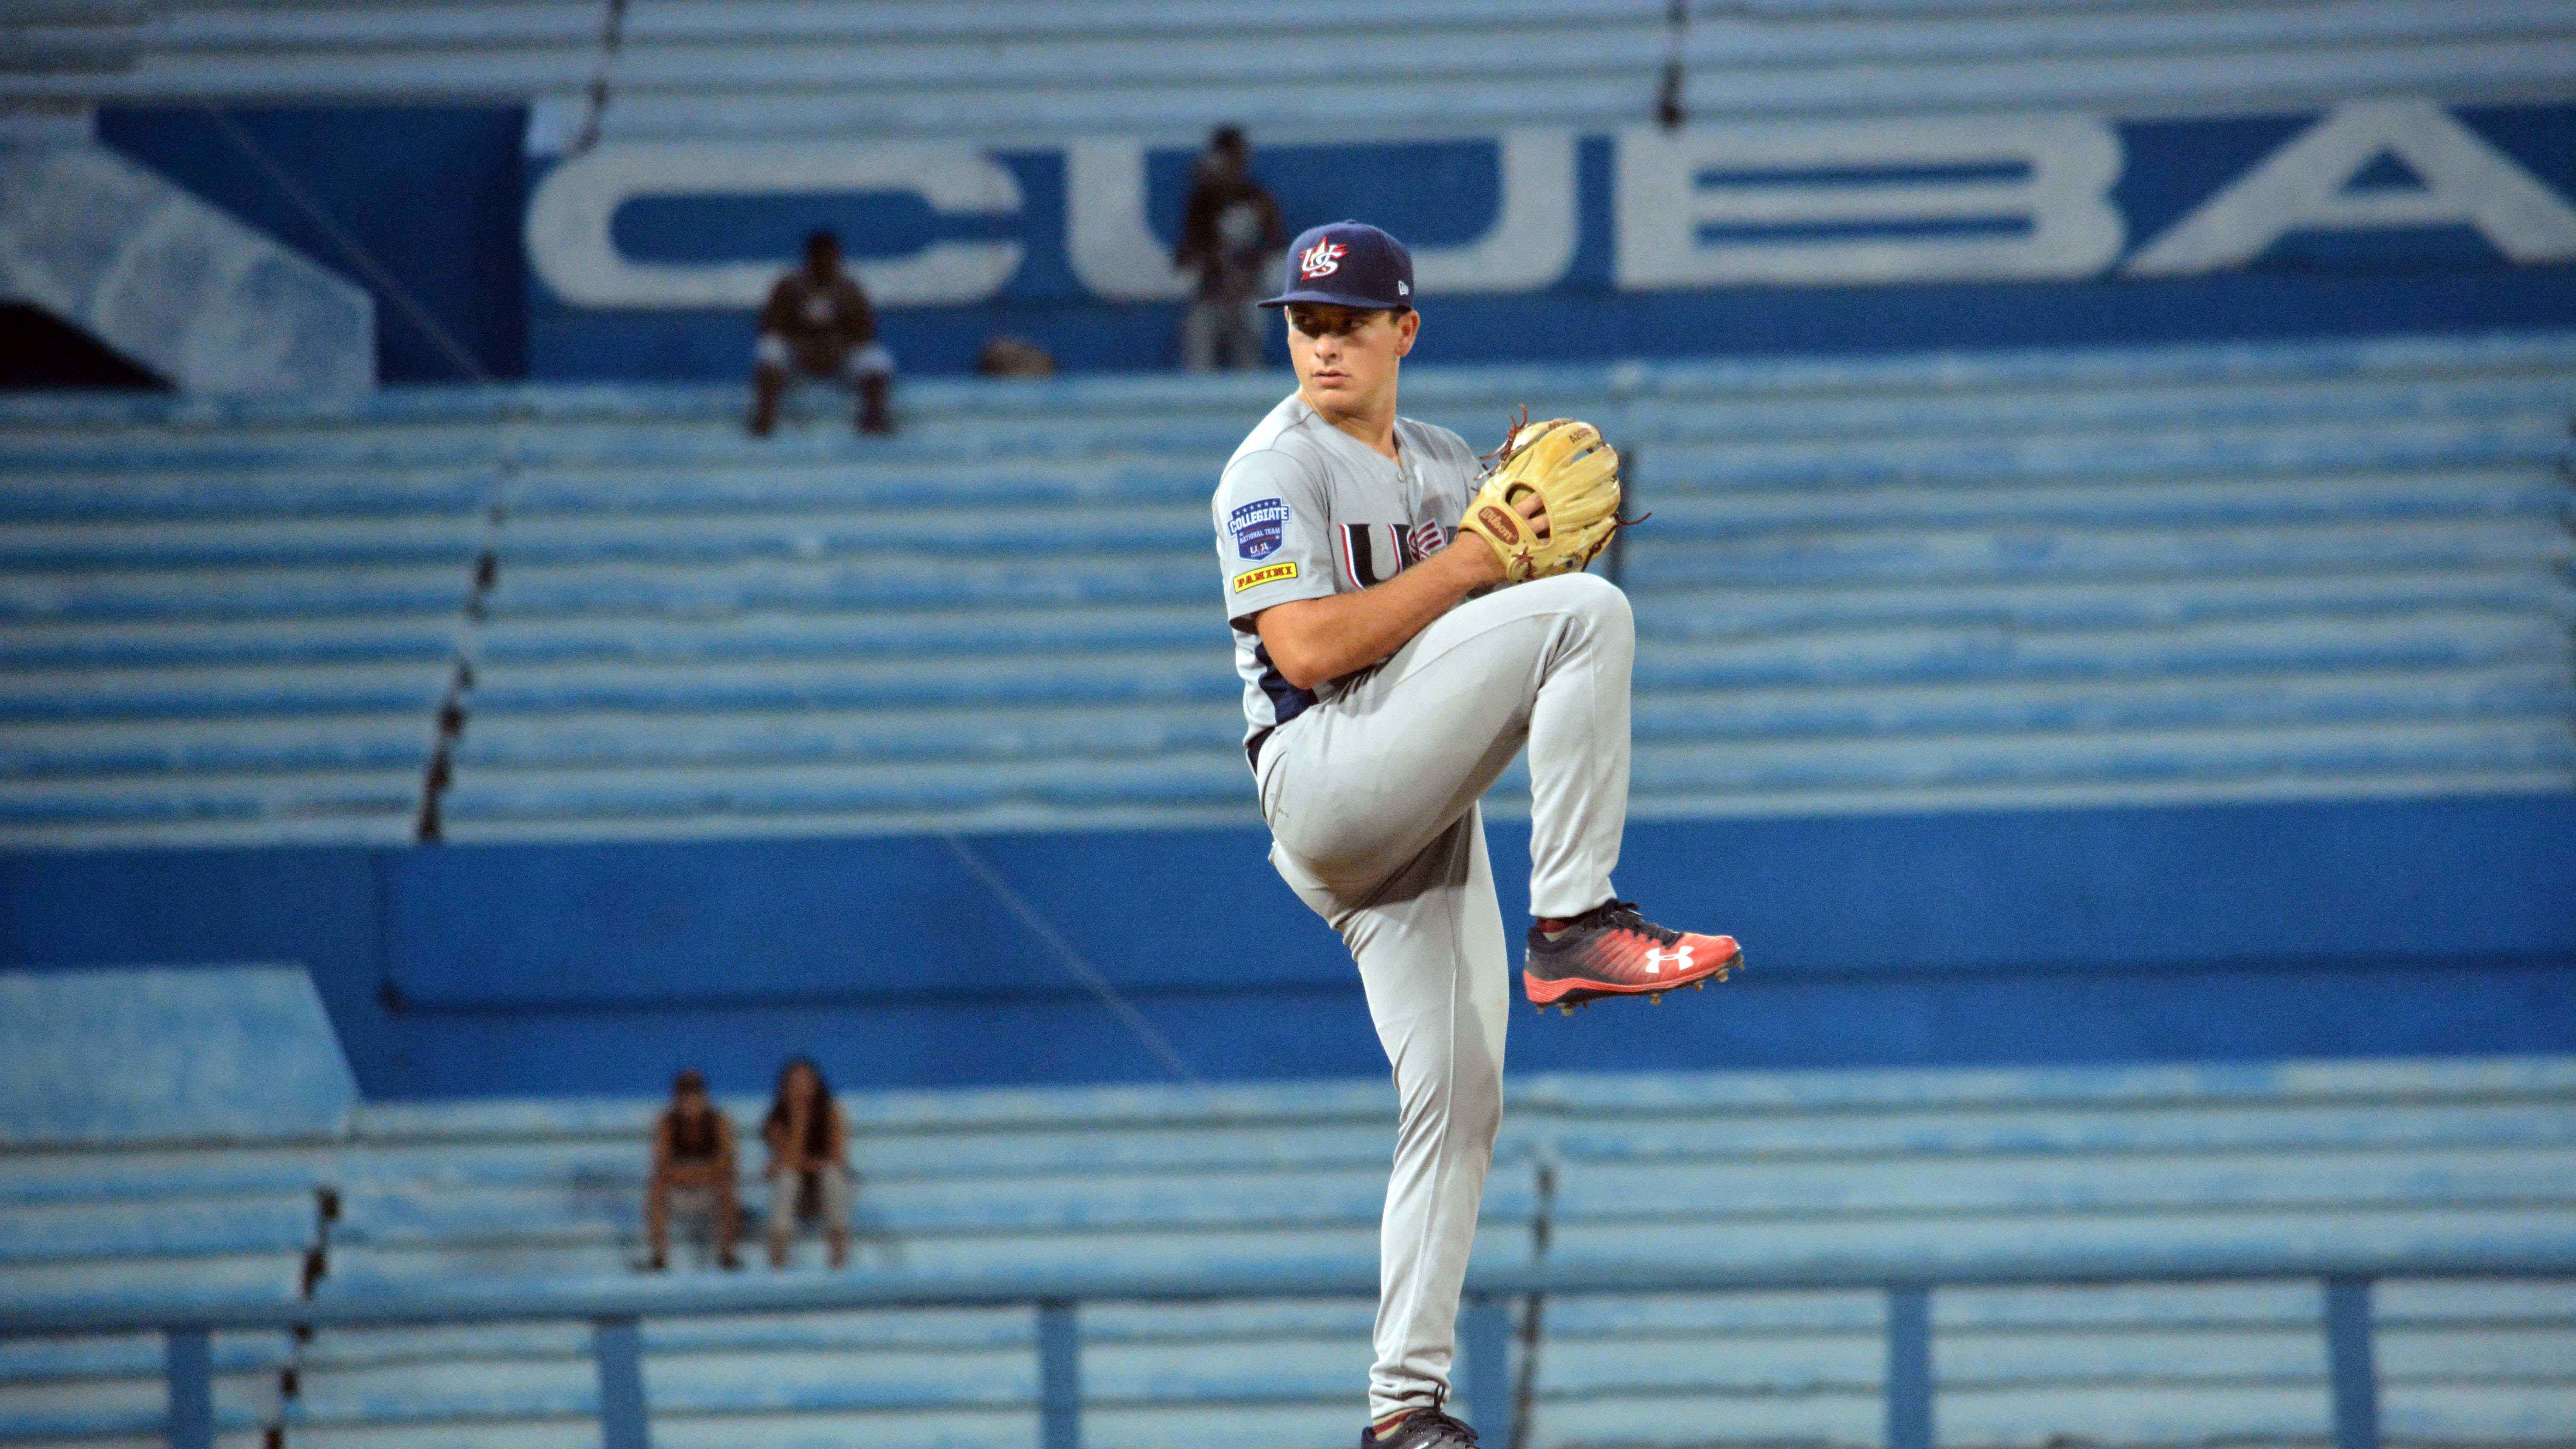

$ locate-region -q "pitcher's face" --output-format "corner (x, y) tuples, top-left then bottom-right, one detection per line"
(1286, 304), (1417, 416)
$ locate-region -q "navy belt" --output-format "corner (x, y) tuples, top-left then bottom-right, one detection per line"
(1244, 726), (1274, 770)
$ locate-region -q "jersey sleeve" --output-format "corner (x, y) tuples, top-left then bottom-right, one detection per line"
(1215, 447), (1335, 627)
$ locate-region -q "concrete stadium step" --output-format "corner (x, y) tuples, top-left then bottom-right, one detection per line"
(0, 1327), (289, 1385)
(331, 1165), (1525, 1247)
(0, 515), (488, 572)
(1553, 1099), (2576, 1163)
(487, 501), (1212, 566)
(0, 1366), (280, 1442)
(0, 1191), (319, 1266)
(1623, 716), (2576, 802)
(1543, 1203), (2576, 1282)
(1636, 611), (2567, 689)
(450, 702), (1243, 772)
(0, 466), (495, 524)
(0, 1146), (334, 1208)
(457, 647), (1232, 716)
(456, 611), (2560, 720)
(487, 553), (1206, 615)
(1616, 372), (2576, 450)
(474, 603), (1218, 666)
(430, 754), (1252, 838)
(4, 332), (2559, 440)
(1558, 1144), (2576, 1221)
(0, 767), (426, 849)
(0, 617), (460, 671)
(70, 0), (2576, 149)
(1640, 469), (2572, 535)
(1633, 665), (2576, 745)
(0, 564), (475, 625)
(0, 1251), (305, 1313)
(337, 1120), (1407, 1194)
(1628, 567), (2576, 637)
(1623, 517), (2570, 589)
(505, 457), (1221, 515)
(1638, 413), (2572, 493)
(317, 1223), (1535, 1291)
(0, 661), (452, 723)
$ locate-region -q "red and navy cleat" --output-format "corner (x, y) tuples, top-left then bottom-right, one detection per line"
(1523, 900), (1741, 1013)
(1363, 1408), (1480, 1447)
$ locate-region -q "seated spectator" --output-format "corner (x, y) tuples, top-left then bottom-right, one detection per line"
(762, 1057), (854, 1269)
(750, 230), (894, 437)
(977, 334), (1057, 377)
(644, 1069), (739, 1271)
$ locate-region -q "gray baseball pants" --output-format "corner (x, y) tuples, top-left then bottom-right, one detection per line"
(1254, 571), (1635, 1423)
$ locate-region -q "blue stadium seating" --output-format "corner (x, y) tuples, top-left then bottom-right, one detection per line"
(23, 0), (2573, 145)
(4, 1059), (2570, 1449)
(3, 331), (2570, 848)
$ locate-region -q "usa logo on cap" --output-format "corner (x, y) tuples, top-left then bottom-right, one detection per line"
(1262, 221), (1416, 312)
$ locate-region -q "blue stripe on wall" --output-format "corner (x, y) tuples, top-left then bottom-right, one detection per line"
(3, 793), (2570, 1098)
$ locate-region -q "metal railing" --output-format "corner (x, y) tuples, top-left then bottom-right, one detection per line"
(5, 1245), (2571, 1449)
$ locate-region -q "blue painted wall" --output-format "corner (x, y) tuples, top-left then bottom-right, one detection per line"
(98, 106), (529, 383)
(5, 795), (2570, 1099)
(527, 102), (2576, 378)
(87, 100), (2576, 382)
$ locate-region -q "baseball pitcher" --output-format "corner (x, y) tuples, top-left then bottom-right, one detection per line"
(1211, 221), (1744, 1448)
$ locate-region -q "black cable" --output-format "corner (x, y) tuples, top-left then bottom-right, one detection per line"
(570, 0), (630, 155)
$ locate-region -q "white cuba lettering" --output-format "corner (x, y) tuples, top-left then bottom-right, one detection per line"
(525, 142), (1024, 308)
(1064, 132), (1576, 301)
(2126, 99), (2576, 276)
(1614, 113), (2124, 288)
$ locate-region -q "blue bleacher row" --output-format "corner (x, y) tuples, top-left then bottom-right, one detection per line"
(17, 0), (2575, 146)
(3, 330), (2572, 846)
(2, 1059), (2572, 1448)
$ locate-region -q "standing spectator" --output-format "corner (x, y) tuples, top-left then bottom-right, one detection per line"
(1174, 126), (1285, 373)
(644, 1069), (740, 1271)
(750, 230), (895, 436)
(762, 1057), (853, 1270)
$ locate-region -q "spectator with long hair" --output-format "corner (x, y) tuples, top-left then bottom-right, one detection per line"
(760, 1056), (853, 1269)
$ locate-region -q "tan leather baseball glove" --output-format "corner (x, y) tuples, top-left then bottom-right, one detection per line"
(1455, 415), (1625, 583)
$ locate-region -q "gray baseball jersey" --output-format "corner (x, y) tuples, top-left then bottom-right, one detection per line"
(1211, 393), (1482, 765)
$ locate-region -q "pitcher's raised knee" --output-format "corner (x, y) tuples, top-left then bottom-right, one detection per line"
(1524, 570), (1631, 637)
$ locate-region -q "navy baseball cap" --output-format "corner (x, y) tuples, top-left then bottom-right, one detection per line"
(1261, 221), (1414, 311)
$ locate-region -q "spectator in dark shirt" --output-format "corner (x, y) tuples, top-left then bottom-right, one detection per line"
(644, 1069), (739, 1271)
(1173, 126), (1285, 373)
(751, 230), (894, 436)
(762, 1057), (853, 1269)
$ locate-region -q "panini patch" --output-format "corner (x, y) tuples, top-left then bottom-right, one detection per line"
(1233, 561), (1298, 592)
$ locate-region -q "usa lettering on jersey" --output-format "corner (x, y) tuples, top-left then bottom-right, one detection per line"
(1340, 522), (1441, 587)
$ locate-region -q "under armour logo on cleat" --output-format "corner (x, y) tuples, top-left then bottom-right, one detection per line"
(1641, 945), (1694, 975)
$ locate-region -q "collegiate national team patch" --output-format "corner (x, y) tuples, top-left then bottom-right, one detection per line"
(1228, 498), (1292, 560)
(1232, 561), (1298, 592)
